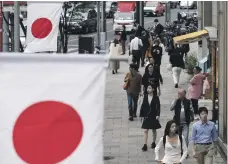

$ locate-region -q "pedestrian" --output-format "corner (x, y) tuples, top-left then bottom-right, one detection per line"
(169, 43), (185, 88)
(170, 89), (194, 151)
(182, 43), (190, 57)
(187, 66), (206, 119)
(130, 34), (143, 70)
(109, 38), (121, 74)
(140, 29), (150, 67)
(155, 120), (188, 164)
(124, 63), (142, 121)
(154, 19), (164, 39)
(192, 107), (217, 164)
(120, 25), (127, 55)
(140, 84), (161, 151)
(151, 39), (163, 69)
(145, 57), (163, 85)
(142, 63), (162, 96)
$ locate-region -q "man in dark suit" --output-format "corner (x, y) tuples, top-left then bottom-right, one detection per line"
(154, 19), (164, 39)
(120, 25), (127, 55)
(151, 39), (163, 67)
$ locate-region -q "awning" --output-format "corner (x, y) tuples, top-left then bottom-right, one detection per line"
(173, 30), (209, 44)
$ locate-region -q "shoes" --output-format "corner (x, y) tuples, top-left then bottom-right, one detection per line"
(129, 117), (133, 121)
(142, 144), (148, 151)
(151, 142), (156, 149)
(112, 70), (115, 74)
(175, 83), (178, 88)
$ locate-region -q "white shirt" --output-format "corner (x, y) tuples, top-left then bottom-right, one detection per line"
(155, 135), (188, 164)
(130, 37), (143, 52)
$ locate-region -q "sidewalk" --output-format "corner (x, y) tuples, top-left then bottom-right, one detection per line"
(103, 43), (225, 164)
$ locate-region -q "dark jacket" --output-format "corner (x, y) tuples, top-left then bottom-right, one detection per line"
(144, 64), (163, 84)
(182, 44), (190, 53)
(140, 95), (160, 117)
(141, 30), (150, 49)
(172, 98), (192, 125)
(151, 45), (163, 66)
(169, 47), (185, 69)
(121, 30), (127, 41)
(154, 23), (164, 35)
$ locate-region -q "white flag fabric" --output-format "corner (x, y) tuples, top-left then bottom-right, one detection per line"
(25, 2), (63, 53)
(0, 54), (107, 164)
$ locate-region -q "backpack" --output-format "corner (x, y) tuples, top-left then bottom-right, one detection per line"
(163, 134), (183, 155)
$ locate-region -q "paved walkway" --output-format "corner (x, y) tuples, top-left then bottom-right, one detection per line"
(104, 44), (225, 164)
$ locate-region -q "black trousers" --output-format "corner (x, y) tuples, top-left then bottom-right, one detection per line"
(132, 50), (141, 70)
(191, 99), (199, 115)
(141, 47), (147, 66)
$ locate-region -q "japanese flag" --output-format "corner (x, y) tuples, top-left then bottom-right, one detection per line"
(0, 53), (107, 164)
(24, 2), (63, 53)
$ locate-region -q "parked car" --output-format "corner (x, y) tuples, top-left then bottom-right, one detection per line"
(180, 1), (197, 9)
(113, 11), (136, 34)
(144, 1), (165, 17)
(105, 1), (117, 18)
(68, 9), (97, 34)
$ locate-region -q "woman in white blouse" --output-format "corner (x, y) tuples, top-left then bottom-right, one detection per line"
(155, 120), (188, 164)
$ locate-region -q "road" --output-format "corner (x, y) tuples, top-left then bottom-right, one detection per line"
(67, 8), (197, 53)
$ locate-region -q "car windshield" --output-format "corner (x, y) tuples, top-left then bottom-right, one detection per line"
(116, 12), (133, 20)
(145, 2), (157, 7)
(71, 12), (87, 21)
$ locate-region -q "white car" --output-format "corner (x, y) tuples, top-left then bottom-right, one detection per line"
(113, 11), (136, 34)
(180, 1), (197, 9)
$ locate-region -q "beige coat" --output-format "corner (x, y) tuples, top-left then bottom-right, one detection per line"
(109, 43), (121, 70)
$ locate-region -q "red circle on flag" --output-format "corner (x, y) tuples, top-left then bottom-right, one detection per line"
(31, 18), (52, 39)
(13, 101), (83, 164)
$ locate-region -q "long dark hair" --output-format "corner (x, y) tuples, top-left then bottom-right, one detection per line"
(163, 120), (178, 147)
(144, 63), (154, 75)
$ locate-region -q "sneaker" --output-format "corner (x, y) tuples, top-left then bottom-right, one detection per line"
(151, 142), (156, 149)
(142, 144), (148, 151)
(175, 83), (178, 88)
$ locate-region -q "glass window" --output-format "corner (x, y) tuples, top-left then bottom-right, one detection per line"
(145, 2), (157, 7)
(115, 12), (134, 20)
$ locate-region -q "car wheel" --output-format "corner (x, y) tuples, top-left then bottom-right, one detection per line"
(115, 31), (118, 35)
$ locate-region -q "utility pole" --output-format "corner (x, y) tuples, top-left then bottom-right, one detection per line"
(96, 2), (100, 46)
(136, 1), (140, 24)
(100, 1), (106, 50)
(165, 2), (171, 22)
(139, 1), (144, 28)
(0, 2), (3, 52)
(2, 12), (9, 52)
(14, 1), (20, 52)
(187, 1), (189, 13)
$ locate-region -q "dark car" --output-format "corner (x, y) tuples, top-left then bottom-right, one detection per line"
(68, 9), (97, 34)
(170, 1), (179, 8)
(105, 1), (117, 18)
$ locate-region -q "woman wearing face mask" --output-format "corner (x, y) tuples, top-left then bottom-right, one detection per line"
(155, 120), (188, 164)
(142, 64), (162, 96)
(140, 84), (161, 151)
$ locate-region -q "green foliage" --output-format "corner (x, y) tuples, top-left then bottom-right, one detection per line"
(185, 52), (198, 74)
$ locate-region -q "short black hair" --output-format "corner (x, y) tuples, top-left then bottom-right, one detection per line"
(154, 19), (159, 23)
(195, 66), (202, 72)
(129, 63), (137, 70)
(198, 107), (208, 114)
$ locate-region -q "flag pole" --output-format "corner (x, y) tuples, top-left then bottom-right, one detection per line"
(14, 1), (20, 52)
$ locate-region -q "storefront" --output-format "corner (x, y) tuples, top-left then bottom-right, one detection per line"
(174, 28), (227, 160)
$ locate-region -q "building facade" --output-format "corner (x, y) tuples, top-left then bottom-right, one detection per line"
(198, 1), (227, 160)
